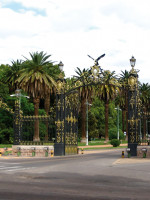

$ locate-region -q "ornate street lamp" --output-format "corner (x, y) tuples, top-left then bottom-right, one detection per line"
(130, 56), (136, 67)
(128, 56), (140, 156)
(57, 61), (65, 81)
(130, 56), (136, 74)
(58, 61), (64, 72)
(10, 89), (29, 108)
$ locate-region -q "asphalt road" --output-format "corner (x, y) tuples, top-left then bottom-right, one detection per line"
(0, 149), (150, 200)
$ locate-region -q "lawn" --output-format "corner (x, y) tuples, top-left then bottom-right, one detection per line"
(0, 140), (128, 149)
(0, 144), (12, 148)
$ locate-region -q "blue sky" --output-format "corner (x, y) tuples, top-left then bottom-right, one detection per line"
(0, 0), (150, 83)
(2, 1), (46, 16)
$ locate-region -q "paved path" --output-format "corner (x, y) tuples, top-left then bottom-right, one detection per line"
(78, 143), (127, 155)
(79, 143), (127, 148)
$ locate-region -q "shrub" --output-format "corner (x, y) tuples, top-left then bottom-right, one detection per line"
(0, 128), (13, 144)
(110, 139), (121, 147)
(109, 127), (125, 140)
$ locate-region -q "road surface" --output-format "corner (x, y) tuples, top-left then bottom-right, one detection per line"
(0, 149), (150, 200)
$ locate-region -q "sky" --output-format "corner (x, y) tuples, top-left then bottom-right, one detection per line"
(0, 0), (150, 83)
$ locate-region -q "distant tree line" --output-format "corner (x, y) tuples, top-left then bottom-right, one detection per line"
(0, 51), (150, 144)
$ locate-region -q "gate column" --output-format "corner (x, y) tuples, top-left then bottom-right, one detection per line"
(54, 63), (66, 156)
(128, 56), (140, 156)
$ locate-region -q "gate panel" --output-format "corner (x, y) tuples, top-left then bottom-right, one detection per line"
(54, 89), (79, 156)
(65, 94), (78, 155)
(20, 115), (54, 145)
(13, 97), (55, 145)
(54, 91), (65, 156)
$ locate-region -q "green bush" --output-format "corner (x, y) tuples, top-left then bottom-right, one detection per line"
(110, 139), (121, 147)
(0, 128), (13, 144)
(109, 127), (125, 140)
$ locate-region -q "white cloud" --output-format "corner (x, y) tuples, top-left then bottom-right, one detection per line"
(0, 0), (150, 83)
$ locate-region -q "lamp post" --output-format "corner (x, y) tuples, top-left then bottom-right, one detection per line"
(115, 105), (121, 140)
(58, 61), (64, 72)
(130, 56), (136, 69)
(10, 89), (29, 145)
(85, 100), (92, 146)
(128, 56), (140, 156)
(10, 89), (30, 108)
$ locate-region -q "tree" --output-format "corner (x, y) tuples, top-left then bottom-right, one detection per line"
(3, 60), (23, 93)
(43, 63), (60, 140)
(97, 70), (120, 141)
(119, 70), (130, 139)
(74, 67), (93, 142)
(17, 51), (56, 141)
(90, 97), (105, 138)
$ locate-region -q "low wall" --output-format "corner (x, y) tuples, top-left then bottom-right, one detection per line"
(12, 145), (54, 157)
(137, 146), (150, 158)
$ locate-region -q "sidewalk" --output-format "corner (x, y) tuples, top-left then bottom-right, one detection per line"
(0, 144), (127, 157)
(78, 143), (127, 155)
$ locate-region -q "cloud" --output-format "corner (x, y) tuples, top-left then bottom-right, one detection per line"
(2, 1), (46, 16)
(99, 0), (150, 29)
(0, 0), (150, 84)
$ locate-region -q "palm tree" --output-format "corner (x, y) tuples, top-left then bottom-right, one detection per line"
(3, 60), (23, 93)
(44, 63), (61, 140)
(140, 83), (150, 140)
(115, 93), (125, 133)
(119, 70), (130, 139)
(74, 67), (93, 142)
(17, 51), (56, 141)
(97, 70), (120, 141)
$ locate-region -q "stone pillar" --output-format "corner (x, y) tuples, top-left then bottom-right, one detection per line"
(54, 79), (65, 156)
(14, 99), (21, 145)
(128, 59), (140, 156)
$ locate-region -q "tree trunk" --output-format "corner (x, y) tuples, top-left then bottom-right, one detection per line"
(122, 109), (126, 133)
(105, 100), (109, 141)
(143, 107), (147, 141)
(81, 97), (86, 142)
(44, 94), (50, 141)
(33, 97), (40, 141)
(125, 89), (128, 140)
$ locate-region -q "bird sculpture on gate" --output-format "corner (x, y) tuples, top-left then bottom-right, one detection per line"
(87, 54), (105, 66)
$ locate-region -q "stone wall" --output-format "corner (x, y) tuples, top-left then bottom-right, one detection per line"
(12, 145), (54, 157)
(137, 146), (150, 158)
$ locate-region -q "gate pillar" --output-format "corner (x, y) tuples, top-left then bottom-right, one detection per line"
(54, 79), (65, 156)
(128, 56), (140, 156)
(14, 99), (21, 145)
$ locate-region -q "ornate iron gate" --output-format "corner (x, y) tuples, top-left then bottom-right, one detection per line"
(13, 98), (55, 145)
(65, 92), (79, 155)
(54, 87), (79, 156)
(140, 108), (150, 142)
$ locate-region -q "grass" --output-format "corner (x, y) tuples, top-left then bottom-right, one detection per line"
(0, 144), (12, 148)
(0, 143), (54, 148)
(78, 139), (127, 146)
(78, 141), (110, 146)
(0, 140), (127, 149)
(3, 151), (12, 156)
